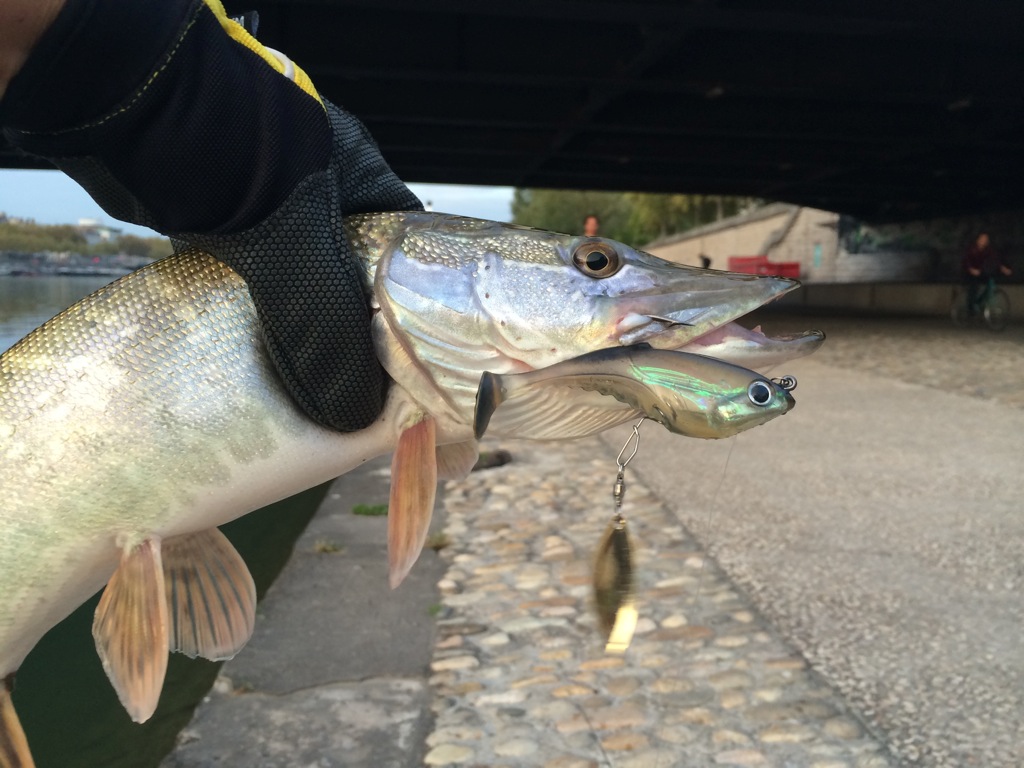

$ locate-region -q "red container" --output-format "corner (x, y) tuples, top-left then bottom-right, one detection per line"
(727, 255), (800, 278)
(765, 262), (801, 278)
(727, 255), (769, 273)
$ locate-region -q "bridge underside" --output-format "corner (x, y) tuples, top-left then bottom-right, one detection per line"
(2, 1), (1021, 222)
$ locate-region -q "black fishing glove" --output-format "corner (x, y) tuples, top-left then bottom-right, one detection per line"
(0, 0), (420, 431)
(180, 103), (423, 430)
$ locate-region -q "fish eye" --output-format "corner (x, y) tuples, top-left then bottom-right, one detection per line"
(572, 241), (621, 278)
(747, 380), (774, 407)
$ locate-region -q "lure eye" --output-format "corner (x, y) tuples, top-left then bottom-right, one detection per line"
(572, 241), (621, 278)
(747, 380), (774, 407)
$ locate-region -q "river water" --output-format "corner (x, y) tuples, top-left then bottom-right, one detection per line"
(0, 275), (113, 352)
(1, 275), (326, 767)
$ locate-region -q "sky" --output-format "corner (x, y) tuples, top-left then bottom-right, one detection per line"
(0, 169), (515, 237)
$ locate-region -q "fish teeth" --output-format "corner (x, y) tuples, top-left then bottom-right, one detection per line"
(617, 313), (650, 332)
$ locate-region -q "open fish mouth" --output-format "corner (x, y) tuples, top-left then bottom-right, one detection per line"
(679, 322), (826, 369)
(616, 275), (824, 369)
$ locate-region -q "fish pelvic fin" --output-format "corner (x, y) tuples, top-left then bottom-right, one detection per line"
(435, 440), (480, 481)
(163, 529), (257, 662)
(92, 538), (169, 724)
(388, 416), (438, 589)
(0, 676), (34, 768)
(473, 372), (506, 440)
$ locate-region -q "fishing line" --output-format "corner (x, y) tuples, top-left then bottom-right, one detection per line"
(572, 701), (615, 768)
(689, 375), (795, 602)
(692, 435), (737, 606)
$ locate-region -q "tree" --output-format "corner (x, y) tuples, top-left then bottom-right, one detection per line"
(511, 189), (629, 239)
(512, 189), (761, 246)
(115, 234), (171, 259)
(0, 221), (88, 253)
(0, 221), (171, 261)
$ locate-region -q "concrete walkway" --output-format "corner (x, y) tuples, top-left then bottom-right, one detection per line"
(164, 314), (1024, 767)
(161, 455), (448, 768)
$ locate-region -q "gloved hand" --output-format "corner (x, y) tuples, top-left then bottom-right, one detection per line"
(181, 101), (423, 431)
(0, 0), (421, 432)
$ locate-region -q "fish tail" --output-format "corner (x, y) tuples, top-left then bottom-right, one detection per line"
(473, 371), (506, 440)
(0, 675), (34, 768)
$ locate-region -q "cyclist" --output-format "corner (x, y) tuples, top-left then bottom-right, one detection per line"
(962, 233), (1012, 315)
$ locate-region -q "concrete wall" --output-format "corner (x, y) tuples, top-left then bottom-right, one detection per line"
(778, 282), (1024, 320)
(644, 205), (937, 283)
(861, 208), (1024, 282)
(764, 207), (840, 281)
(645, 204), (794, 269)
(644, 203), (1023, 293)
(830, 251), (936, 282)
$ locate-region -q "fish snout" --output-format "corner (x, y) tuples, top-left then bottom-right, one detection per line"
(615, 272), (800, 348)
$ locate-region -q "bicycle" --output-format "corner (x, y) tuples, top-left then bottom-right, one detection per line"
(951, 276), (1011, 331)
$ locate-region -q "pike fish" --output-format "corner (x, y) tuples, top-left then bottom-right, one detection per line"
(0, 212), (822, 766)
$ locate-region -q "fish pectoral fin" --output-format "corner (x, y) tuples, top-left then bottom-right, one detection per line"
(162, 529), (256, 662)
(0, 676), (34, 768)
(92, 538), (169, 724)
(388, 416), (438, 589)
(435, 440), (480, 481)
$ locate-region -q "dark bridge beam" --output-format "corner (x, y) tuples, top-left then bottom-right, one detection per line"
(1, 0), (1022, 222)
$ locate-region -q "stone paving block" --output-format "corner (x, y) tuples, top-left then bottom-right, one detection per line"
(425, 437), (895, 767)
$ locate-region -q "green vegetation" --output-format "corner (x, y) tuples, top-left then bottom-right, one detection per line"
(352, 503), (388, 517)
(0, 220), (172, 261)
(511, 189), (762, 245)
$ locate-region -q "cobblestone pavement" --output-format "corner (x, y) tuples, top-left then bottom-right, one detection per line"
(760, 313), (1024, 409)
(425, 438), (893, 768)
(425, 313), (1024, 768)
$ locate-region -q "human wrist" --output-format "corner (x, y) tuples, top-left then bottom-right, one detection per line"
(0, 0), (194, 131)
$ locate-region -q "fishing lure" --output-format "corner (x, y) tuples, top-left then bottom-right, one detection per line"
(593, 419), (645, 653)
(590, 377), (798, 652)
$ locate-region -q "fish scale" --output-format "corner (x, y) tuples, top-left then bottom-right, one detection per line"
(0, 253), (310, 674)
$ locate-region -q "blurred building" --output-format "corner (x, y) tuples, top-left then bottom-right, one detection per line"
(645, 204), (936, 283)
(76, 218), (122, 246)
